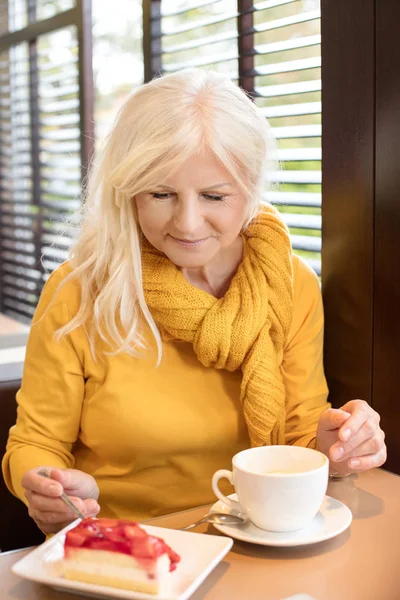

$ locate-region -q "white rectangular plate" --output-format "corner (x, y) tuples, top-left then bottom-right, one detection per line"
(12, 519), (233, 600)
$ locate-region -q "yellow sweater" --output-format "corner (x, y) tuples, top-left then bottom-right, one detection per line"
(2, 255), (329, 520)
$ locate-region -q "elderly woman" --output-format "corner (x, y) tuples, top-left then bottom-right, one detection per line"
(2, 70), (386, 534)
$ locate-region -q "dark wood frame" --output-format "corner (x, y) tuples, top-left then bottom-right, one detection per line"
(27, 0), (45, 287)
(76, 0), (95, 182)
(237, 0), (255, 97)
(373, 0), (400, 474)
(321, 0), (375, 406)
(142, 0), (162, 82)
(321, 0), (400, 473)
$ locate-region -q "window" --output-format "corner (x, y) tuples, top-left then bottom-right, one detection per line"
(144, 0), (322, 274)
(0, 0), (321, 325)
(92, 0), (143, 143)
(0, 0), (93, 323)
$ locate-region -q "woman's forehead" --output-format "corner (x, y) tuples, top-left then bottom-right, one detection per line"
(158, 152), (238, 187)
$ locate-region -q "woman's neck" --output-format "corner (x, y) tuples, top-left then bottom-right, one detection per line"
(180, 236), (243, 298)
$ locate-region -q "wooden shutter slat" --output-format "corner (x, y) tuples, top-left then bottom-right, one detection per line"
(261, 102), (321, 119)
(162, 29), (236, 54)
(162, 11), (238, 37)
(255, 56), (321, 77)
(162, 0), (220, 18)
(256, 79), (321, 98)
(254, 9), (320, 33)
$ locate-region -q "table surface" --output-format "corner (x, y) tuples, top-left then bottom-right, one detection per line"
(1, 468), (399, 600)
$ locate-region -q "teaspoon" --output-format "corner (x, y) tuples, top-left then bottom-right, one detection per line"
(181, 512), (245, 531)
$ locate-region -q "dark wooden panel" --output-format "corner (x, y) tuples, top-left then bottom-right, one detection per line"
(143, 0), (162, 82)
(373, 0), (400, 473)
(77, 0), (95, 181)
(238, 0), (254, 96)
(321, 0), (375, 407)
(0, 380), (45, 550)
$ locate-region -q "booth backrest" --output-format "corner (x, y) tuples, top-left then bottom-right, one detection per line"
(0, 379), (45, 551)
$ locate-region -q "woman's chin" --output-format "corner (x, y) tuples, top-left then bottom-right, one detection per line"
(164, 249), (216, 270)
(162, 240), (218, 269)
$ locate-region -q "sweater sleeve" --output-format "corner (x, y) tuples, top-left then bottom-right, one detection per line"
(1, 264), (85, 504)
(282, 255), (330, 448)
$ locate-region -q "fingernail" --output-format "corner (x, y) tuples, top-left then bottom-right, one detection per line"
(88, 500), (100, 512)
(332, 447), (344, 461)
(341, 428), (351, 441)
(49, 484), (61, 495)
(350, 459), (360, 468)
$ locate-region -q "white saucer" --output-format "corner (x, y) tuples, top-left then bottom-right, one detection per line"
(210, 494), (352, 547)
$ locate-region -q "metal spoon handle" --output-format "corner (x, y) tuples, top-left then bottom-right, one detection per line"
(180, 512), (246, 531)
(181, 519), (205, 531)
(38, 469), (85, 520)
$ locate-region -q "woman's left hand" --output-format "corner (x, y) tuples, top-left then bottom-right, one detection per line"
(316, 400), (387, 474)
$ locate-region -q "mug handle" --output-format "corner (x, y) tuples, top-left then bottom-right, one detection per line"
(212, 469), (242, 513)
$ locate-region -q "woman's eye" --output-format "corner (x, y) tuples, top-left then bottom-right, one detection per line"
(151, 192), (171, 199)
(203, 193), (225, 201)
(150, 192), (225, 201)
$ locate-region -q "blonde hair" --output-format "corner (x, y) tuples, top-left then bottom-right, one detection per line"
(55, 69), (277, 362)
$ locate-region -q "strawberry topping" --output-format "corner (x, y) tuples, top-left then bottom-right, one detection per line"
(65, 518), (180, 573)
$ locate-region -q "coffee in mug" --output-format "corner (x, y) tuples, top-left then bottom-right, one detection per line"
(212, 445), (329, 532)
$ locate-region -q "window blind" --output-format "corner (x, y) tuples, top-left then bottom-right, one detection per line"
(0, 0), (93, 322)
(144, 0), (321, 274)
(1, 0), (321, 323)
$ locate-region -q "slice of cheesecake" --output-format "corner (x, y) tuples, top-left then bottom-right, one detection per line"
(63, 517), (180, 595)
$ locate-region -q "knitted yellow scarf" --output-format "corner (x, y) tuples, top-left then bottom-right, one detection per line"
(142, 205), (294, 446)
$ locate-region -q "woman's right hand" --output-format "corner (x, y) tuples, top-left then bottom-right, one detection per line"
(22, 467), (101, 534)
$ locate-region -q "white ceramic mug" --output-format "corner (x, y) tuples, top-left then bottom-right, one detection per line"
(212, 445), (329, 532)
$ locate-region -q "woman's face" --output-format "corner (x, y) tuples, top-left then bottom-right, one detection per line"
(135, 151), (249, 269)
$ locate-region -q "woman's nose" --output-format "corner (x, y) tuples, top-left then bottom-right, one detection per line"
(173, 198), (203, 235)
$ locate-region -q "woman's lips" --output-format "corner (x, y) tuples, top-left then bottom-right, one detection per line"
(168, 235), (209, 248)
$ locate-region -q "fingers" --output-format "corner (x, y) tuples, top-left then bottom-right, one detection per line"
(319, 400), (386, 475)
(22, 467), (101, 535)
(49, 468), (99, 500)
(319, 408), (351, 432)
(330, 419), (381, 462)
(338, 400), (380, 441)
(25, 490), (99, 516)
(48, 467), (71, 488)
(26, 491), (100, 534)
(22, 468), (64, 498)
(330, 401), (383, 464)
(345, 432), (386, 467)
(344, 446), (387, 471)
(328, 400), (386, 472)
